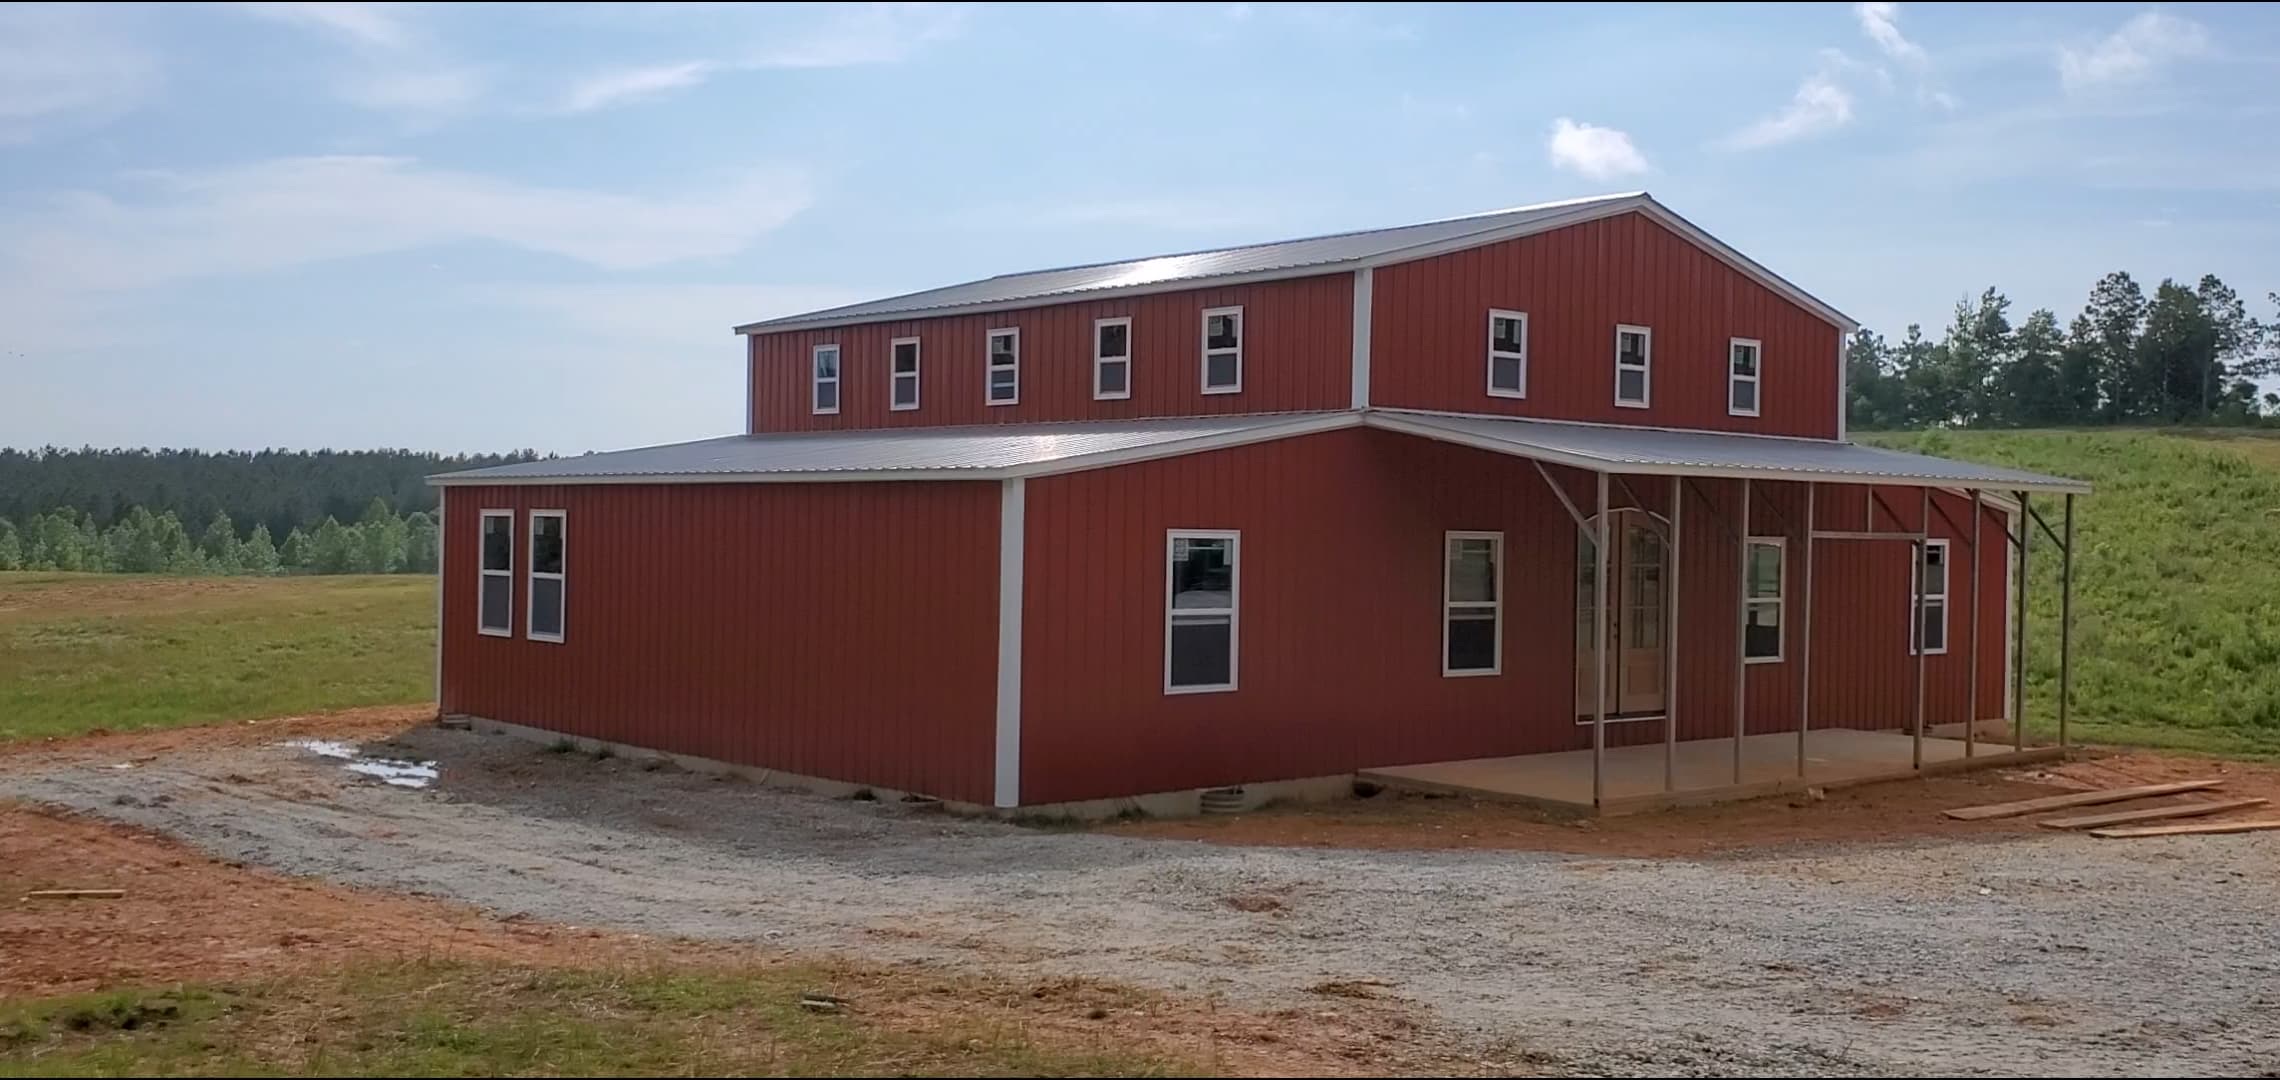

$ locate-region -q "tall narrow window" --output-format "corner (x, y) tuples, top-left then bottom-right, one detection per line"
(1912, 538), (1950, 655)
(1165, 530), (1238, 693)
(1487, 310), (1528, 398)
(1729, 338), (1762, 417)
(1444, 532), (1503, 675)
(478, 510), (512, 637)
(812, 344), (840, 415)
(528, 510), (566, 643)
(1614, 324), (1651, 408)
(1744, 537), (1783, 662)
(1201, 306), (1242, 394)
(986, 328), (1019, 405)
(1094, 317), (1132, 400)
(889, 337), (920, 411)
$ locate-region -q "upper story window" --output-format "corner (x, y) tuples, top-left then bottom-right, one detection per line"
(478, 510), (512, 637)
(1911, 539), (1950, 656)
(528, 510), (566, 643)
(987, 328), (1019, 406)
(1094, 317), (1132, 400)
(1487, 310), (1527, 399)
(890, 337), (920, 411)
(1201, 306), (1243, 394)
(1744, 537), (1783, 662)
(1614, 325), (1651, 408)
(812, 344), (841, 415)
(1729, 338), (1762, 417)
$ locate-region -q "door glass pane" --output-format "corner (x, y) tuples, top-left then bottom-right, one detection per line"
(1626, 525), (1663, 648)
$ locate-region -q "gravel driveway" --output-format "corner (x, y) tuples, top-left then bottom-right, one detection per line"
(5, 725), (2275, 1077)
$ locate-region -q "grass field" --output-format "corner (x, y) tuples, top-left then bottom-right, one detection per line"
(0, 575), (432, 742)
(1863, 428), (2280, 757)
(0, 961), (1184, 1078)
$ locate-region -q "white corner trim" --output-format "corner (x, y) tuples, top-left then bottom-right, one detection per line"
(434, 495), (445, 703)
(1835, 332), (1849, 441)
(1350, 267), (1373, 410)
(994, 478), (1025, 809)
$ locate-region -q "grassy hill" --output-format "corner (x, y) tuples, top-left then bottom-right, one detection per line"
(1864, 428), (2280, 757)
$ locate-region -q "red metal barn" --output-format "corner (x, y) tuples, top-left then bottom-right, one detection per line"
(435, 192), (2088, 815)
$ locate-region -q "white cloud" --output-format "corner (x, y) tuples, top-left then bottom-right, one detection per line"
(233, 2), (412, 49)
(747, 3), (971, 69)
(0, 156), (813, 294)
(0, 5), (159, 144)
(482, 283), (873, 346)
(1722, 64), (1855, 150)
(2058, 12), (2210, 92)
(559, 61), (717, 113)
(1545, 118), (1649, 180)
(1855, 2), (1925, 66)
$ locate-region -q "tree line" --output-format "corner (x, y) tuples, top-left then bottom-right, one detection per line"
(0, 498), (438, 576)
(1848, 272), (2276, 429)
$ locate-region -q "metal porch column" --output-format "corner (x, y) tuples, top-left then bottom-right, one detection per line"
(1912, 485), (1929, 770)
(1592, 472), (1611, 808)
(1733, 478), (1750, 785)
(2014, 491), (2030, 753)
(1666, 475), (1681, 792)
(1967, 489), (1982, 757)
(2060, 493), (2075, 750)
(1797, 482), (1814, 778)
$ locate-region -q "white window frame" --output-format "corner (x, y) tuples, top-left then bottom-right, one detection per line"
(1486, 309), (1528, 400)
(986, 327), (1019, 406)
(1729, 337), (1763, 418)
(526, 509), (566, 644)
(477, 509), (512, 638)
(1442, 530), (1504, 677)
(889, 336), (920, 412)
(811, 343), (841, 415)
(1164, 529), (1239, 695)
(1912, 537), (1950, 656)
(1614, 323), (1652, 409)
(1093, 316), (1132, 401)
(1200, 306), (1243, 395)
(1744, 536), (1784, 664)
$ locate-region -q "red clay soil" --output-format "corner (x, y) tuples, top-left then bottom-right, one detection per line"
(1106, 749), (2280, 857)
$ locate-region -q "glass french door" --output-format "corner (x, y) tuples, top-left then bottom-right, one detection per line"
(1575, 510), (1670, 718)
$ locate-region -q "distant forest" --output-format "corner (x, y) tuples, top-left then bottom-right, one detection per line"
(0, 449), (539, 576)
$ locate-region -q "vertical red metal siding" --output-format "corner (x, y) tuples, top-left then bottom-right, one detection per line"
(1369, 212), (1843, 439)
(1017, 430), (2010, 805)
(440, 481), (1002, 804)
(748, 274), (1353, 432)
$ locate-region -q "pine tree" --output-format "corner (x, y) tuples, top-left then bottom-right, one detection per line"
(0, 518), (20, 571)
(199, 509), (238, 562)
(112, 506), (167, 573)
(241, 523), (281, 575)
(1998, 309), (2066, 426)
(402, 511), (439, 574)
(2058, 314), (2103, 422)
(310, 517), (353, 574)
(2084, 271), (2149, 421)
(1844, 328), (1906, 429)
(355, 497), (405, 574)
(280, 527), (311, 571)
(2139, 280), (2217, 422)
(2196, 275), (2251, 419)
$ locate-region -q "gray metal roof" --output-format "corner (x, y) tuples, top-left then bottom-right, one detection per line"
(430, 412), (1359, 486)
(736, 193), (1670, 333)
(1372, 412), (2091, 494)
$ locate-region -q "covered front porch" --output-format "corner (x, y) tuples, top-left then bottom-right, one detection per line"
(1370, 410), (2091, 813)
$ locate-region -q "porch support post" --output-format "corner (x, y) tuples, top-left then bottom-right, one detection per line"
(1967, 488), (1982, 758)
(1798, 482), (1814, 778)
(1733, 477), (1750, 785)
(1666, 474), (1681, 792)
(2059, 493), (2075, 751)
(1593, 471), (1611, 809)
(2014, 491), (2030, 753)
(1913, 485), (1929, 770)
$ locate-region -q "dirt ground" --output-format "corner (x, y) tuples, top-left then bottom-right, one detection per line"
(5, 712), (2279, 1077)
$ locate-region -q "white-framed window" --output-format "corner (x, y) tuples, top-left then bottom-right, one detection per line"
(1487, 309), (1528, 399)
(1201, 306), (1242, 394)
(477, 509), (512, 637)
(1912, 538), (1950, 656)
(1729, 337), (1762, 417)
(527, 510), (566, 644)
(889, 337), (920, 411)
(1444, 531), (1503, 676)
(811, 343), (841, 415)
(1745, 537), (1783, 663)
(986, 327), (1019, 405)
(1093, 316), (1132, 400)
(1165, 530), (1238, 693)
(1614, 324), (1651, 408)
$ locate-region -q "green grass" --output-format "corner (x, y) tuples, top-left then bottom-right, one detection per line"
(0, 574), (433, 742)
(1863, 428), (2280, 758)
(0, 961), (1187, 1077)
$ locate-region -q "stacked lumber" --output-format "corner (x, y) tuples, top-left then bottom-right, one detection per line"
(1945, 780), (2280, 839)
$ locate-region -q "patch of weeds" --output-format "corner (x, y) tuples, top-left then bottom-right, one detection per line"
(848, 788), (877, 802)
(544, 737), (577, 755)
(591, 743), (614, 761)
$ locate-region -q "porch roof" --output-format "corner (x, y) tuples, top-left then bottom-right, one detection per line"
(1371, 411), (2091, 495)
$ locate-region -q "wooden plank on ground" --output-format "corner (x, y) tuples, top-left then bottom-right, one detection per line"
(22, 888), (125, 900)
(2089, 818), (2280, 839)
(1943, 780), (2224, 821)
(2040, 797), (2268, 830)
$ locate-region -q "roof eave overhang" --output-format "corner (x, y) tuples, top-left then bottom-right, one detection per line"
(732, 194), (1857, 337)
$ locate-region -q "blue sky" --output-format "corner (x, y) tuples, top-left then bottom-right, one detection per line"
(3, 2), (2276, 453)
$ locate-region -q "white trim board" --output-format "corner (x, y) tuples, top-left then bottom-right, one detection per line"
(1350, 268), (1373, 409)
(994, 478), (1025, 808)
